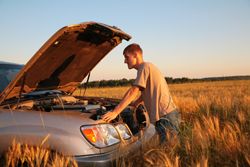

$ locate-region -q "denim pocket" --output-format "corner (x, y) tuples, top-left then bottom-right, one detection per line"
(155, 109), (181, 142)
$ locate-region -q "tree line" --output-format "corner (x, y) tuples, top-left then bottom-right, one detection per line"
(79, 75), (250, 88)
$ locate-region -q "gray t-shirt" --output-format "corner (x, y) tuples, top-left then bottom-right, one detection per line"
(133, 62), (176, 122)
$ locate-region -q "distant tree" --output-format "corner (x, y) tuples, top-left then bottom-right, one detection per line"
(165, 77), (173, 84)
(78, 75), (250, 88)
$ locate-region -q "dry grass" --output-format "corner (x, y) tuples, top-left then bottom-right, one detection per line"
(3, 80), (249, 166)
(73, 86), (131, 99)
(1, 136), (78, 167)
(74, 80), (250, 166)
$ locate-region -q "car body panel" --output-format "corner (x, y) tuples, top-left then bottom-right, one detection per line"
(0, 106), (155, 156)
(0, 109), (98, 156)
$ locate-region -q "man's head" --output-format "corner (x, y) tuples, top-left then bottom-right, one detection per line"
(123, 43), (143, 56)
(123, 43), (144, 70)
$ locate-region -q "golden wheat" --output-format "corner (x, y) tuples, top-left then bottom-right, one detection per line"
(74, 80), (250, 166)
(3, 80), (250, 166)
(1, 137), (78, 167)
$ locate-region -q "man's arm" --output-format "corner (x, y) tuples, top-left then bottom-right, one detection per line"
(101, 85), (140, 122)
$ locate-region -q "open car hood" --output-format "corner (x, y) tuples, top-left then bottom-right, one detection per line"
(0, 22), (131, 104)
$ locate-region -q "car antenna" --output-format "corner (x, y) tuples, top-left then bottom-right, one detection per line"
(17, 72), (27, 108)
(83, 72), (91, 97)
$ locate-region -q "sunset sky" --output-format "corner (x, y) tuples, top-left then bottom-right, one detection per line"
(0, 0), (249, 82)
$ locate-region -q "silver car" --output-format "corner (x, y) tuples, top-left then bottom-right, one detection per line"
(0, 22), (155, 167)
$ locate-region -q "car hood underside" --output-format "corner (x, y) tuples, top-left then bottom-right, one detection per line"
(0, 22), (131, 104)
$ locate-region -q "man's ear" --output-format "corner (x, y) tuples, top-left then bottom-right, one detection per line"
(133, 52), (137, 58)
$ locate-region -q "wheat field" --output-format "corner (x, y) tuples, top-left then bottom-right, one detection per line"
(3, 80), (250, 166)
(74, 80), (250, 166)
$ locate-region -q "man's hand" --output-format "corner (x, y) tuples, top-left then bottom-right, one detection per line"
(130, 95), (143, 108)
(129, 101), (136, 107)
(101, 111), (119, 123)
(101, 85), (140, 122)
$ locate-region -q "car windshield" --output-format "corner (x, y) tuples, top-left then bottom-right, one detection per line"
(0, 64), (23, 94)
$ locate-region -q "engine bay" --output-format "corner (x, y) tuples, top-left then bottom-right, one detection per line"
(2, 92), (146, 135)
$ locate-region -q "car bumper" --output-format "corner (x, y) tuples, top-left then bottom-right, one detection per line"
(74, 123), (156, 167)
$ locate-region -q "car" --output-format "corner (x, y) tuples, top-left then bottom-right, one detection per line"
(0, 22), (155, 167)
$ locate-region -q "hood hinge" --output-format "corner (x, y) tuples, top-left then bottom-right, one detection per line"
(16, 72), (27, 107)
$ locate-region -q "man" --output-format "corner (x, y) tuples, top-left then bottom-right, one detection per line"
(101, 43), (181, 142)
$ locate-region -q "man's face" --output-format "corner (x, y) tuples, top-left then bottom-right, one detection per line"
(124, 52), (136, 70)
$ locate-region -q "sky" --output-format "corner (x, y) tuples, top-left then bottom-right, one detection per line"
(0, 0), (249, 82)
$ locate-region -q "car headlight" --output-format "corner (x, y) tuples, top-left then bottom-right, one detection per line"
(81, 124), (120, 148)
(81, 123), (132, 148)
(116, 124), (132, 140)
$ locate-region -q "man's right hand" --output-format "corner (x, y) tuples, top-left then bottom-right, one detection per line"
(101, 86), (141, 122)
(101, 111), (119, 123)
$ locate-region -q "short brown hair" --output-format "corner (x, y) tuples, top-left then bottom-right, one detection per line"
(123, 43), (143, 55)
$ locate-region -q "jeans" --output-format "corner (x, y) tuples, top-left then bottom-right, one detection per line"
(155, 109), (181, 143)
